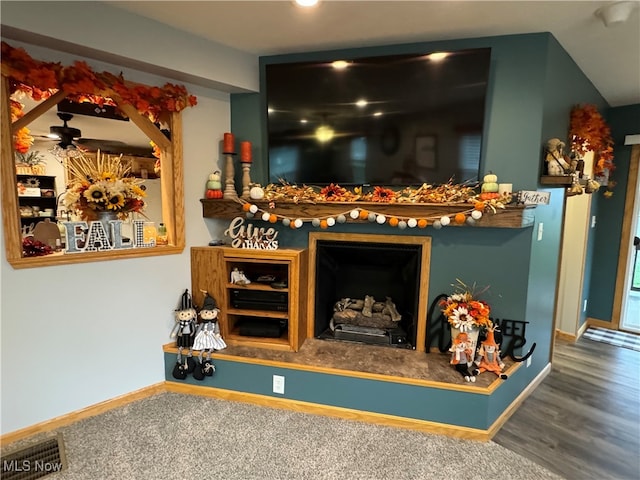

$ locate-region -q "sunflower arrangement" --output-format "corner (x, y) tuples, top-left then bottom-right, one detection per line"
(319, 183), (349, 201)
(62, 151), (146, 221)
(365, 186), (397, 202)
(440, 280), (493, 332)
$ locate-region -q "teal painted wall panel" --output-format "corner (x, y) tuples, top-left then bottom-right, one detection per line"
(273, 221), (533, 319)
(230, 92), (263, 186)
(521, 35), (606, 360)
(165, 353), (498, 429)
(588, 104), (640, 321)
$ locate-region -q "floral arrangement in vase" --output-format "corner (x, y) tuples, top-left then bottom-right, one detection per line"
(62, 151), (146, 222)
(440, 279), (493, 333)
(15, 150), (46, 175)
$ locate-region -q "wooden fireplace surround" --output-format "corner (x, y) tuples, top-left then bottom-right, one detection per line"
(307, 232), (431, 352)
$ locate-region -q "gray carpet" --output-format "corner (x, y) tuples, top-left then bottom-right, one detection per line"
(5, 392), (562, 479)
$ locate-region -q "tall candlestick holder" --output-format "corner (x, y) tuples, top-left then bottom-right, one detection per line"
(223, 153), (238, 199)
(241, 161), (252, 199)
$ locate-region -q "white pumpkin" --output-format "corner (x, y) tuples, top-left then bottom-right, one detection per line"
(483, 173), (498, 183)
(249, 185), (265, 200)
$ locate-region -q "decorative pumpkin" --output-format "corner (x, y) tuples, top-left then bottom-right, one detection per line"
(481, 172), (499, 193)
(481, 182), (499, 193)
(478, 192), (501, 201)
(249, 185), (265, 200)
(206, 189), (223, 199)
(206, 171), (222, 190)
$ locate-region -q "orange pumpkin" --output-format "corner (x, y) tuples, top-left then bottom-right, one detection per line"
(478, 192), (501, 201)
(206, 189), (223, 199)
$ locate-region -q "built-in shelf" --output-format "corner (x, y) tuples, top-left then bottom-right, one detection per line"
(201, 199), (535, 228)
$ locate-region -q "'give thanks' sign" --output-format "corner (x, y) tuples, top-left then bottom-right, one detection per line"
(224, 216), (279, 249)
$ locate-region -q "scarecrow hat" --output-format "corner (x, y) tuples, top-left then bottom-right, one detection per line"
(178, 289), (193, 311)
(202, 292), (218, 311)
(483, 329), (498, 347)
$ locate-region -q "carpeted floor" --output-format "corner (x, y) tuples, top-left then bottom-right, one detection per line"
(583, 326), (640, 352)
(2, 393), (562, 480)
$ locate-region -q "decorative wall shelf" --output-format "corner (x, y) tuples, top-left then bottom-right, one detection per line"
(540, 175), (573, 186)
(201, 199), (535, 229)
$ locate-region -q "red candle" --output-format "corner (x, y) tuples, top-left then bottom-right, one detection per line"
(240, 141), (252, 163)
(223, 132), (235, 153)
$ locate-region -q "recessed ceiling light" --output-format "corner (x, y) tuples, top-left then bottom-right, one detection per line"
(355, 99), (368, 108)
(373, 111), (383, 117)
(294, 0), (319, 7)
(300, 119), (308, 124)
(332, 60), (349, 70)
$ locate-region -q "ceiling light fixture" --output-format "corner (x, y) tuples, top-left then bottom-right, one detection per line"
(595, 1), (637, 26)
(332, 60), (349, 70)
(427, 52), (449, 62)
(315, 125), (334, 143)
(355, 99), (368, 108)
(294, 0), (319, 7)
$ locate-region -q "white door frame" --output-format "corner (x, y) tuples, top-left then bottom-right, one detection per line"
(613, 145), (640, 331)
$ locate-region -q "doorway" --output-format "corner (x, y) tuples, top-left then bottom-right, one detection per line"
(620, 145), (640, 333)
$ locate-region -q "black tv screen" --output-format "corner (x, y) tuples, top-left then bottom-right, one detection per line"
(265, 48), (491, 187)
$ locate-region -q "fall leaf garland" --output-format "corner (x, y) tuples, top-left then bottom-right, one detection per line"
(2, 41), (198, 152)
(569, 104), (614, 176)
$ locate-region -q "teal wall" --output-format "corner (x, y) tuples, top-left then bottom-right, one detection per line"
(523, 35), (607, 357)
(588, 104), (640, 321)
(165, 353), (500, 430)
(222, 32), (609, 429)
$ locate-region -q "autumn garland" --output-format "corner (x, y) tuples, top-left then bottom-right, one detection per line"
(1, 41), (197, 152)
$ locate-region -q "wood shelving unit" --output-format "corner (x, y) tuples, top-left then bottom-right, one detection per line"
(191, 246), (308, 352)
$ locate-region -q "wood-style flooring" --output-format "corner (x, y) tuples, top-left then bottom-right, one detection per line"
(494, 336), (640, 480)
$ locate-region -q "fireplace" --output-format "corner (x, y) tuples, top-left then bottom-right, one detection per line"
(308, 233), (431, 352)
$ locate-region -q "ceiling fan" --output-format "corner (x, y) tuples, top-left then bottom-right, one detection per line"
(49, 112), (82, 149)
(36, 112), (149, 157)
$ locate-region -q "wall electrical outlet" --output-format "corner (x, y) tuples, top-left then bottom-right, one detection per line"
(583, 299), (588, 312)
(537, 223), (544, 241)
(273, 375), (285, 394)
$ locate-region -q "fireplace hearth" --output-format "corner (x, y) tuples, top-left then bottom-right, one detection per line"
(308, 233), (431, 351)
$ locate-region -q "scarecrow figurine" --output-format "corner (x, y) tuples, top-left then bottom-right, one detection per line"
(191, 290), (227, 381)
(473, 327), (508, 380)
(170, 289), (197, 379)
(449, 332), (476, 383)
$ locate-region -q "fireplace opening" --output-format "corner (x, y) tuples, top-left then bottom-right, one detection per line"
(314, 240), (422, 348)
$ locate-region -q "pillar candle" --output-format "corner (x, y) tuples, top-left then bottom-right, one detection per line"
(498, 183), (513, 195)
(240, 141), (252, 163)
(223, 132), (235, 153)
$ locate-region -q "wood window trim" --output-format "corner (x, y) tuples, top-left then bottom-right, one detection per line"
(1, 74), (186, 269)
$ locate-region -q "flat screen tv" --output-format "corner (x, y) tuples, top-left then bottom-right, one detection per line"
(265, 48), (492, 187)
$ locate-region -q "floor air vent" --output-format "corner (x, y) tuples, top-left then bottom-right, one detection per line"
(1, 434), (66, 479)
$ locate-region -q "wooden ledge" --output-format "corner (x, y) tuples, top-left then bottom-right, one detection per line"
(8, 245), (184, 269)
(162, 342), (520, 394)
(201, 199), (535, 228)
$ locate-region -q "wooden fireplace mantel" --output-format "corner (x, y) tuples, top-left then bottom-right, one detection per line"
(201, 199), (535, 228)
